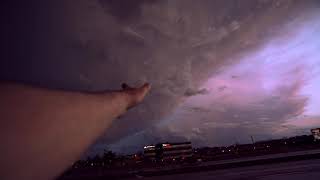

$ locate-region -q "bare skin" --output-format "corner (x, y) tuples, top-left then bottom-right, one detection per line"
(0, 82), (151, 180)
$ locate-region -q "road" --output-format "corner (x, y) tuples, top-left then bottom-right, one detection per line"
(198, 149), (320, 167)
(135, 159), (320, 180)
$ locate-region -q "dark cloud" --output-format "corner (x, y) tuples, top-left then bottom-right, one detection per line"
(99, 0), (159, 23)
(184, 88), (210, 97)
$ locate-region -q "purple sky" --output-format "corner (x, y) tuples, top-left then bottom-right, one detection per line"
(105, 3), (320, 154)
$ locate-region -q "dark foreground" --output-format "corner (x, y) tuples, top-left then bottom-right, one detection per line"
(138, 159), (320, 180)
(60, 149), (320, 179)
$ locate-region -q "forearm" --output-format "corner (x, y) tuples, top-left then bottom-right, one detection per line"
(0, 83), (130, 180)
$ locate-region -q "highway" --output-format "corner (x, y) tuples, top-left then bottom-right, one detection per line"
(138, 159), (320, 180)
(198, 149), (320, 167)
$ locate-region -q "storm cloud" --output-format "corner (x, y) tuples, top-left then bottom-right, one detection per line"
(3, 0), (320, 155)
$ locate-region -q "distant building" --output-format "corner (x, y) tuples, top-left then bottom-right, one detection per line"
(143, 145), (156, 160)
(144, 142), (193, 161)
(311, 128), (320, 140)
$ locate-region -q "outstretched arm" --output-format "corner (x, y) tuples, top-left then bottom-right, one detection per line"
(0, 82), (150, 180)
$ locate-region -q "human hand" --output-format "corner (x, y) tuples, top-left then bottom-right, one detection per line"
(121, 83), (151, 109)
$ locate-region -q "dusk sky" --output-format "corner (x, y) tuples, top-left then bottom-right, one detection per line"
(3, 0), (320, 155)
